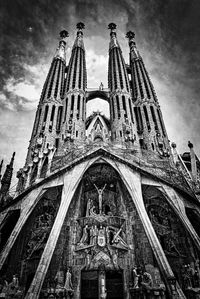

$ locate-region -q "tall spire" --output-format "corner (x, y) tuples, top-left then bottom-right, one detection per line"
(62, 22), (87, 145)
(40, 30), (69, 102)
(108, 23), (138, 145)
(54, 30), (69, 61)
(72, 22), (85, 50)
(21, 30), (69, 189)
(126, 31), (170, 156)
(0, 152), (15, 202)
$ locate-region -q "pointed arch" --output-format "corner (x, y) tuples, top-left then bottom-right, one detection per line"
(25, 155), (177, 299)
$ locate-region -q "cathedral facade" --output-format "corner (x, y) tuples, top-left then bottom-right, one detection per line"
(1, 22), (200, 299)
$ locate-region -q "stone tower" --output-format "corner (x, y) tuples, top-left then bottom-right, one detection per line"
(1, 23), (200, 299)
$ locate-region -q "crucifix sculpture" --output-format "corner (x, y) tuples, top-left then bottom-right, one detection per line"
(93, 183), (107, 215)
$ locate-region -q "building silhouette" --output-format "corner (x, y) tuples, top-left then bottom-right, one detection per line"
(0, 23), (200, 299)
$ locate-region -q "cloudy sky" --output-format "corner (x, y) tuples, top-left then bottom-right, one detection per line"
(0, 0), (200, 188)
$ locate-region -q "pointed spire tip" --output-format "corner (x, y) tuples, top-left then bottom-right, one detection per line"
(108, 23), (117, 30)
(59, 30), (69, 39)
(126, 31), (135, 40)
(76, 22), (85, 30)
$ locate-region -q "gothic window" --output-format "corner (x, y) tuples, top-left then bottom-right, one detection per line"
(49, 105), (55, 131)
(77, 95), (81, 119)
(134, 107), (143, 134)
(116, 50), (124, 89)
(78, 50), (82, 89)
(135, 61), (144, 99)
(143, 105), (151, 131)
(47, 60), (58, 98)
(56, 106), (63, 132)
(142, 60), (157, 102)
(150, 105), (158, 131)
(157, 109), (166, 137)
(82, 98), (85, 121)
(122, 95), (127, 118)
(111, 97), (115, 119)
(55, 138), (59, 150)
(54, 60), (61, 98)
(132, 63), (138, 99)
(33, 108), (42, 136)
(83, 55), (87, 90)
(60, 63), (65, 98)
(139, 63), (151, 99)
(64, 98), (68, 122)
(40, 157), (48, 178)
(43, 105), (49, 123)
(129, 98), (134, 123)
(122, 61), (129, 92)
(116, 95), (120, 119)
(72, 48), (78, 89)
(71, 95), (75, 117)
(113, 50), (118, 90)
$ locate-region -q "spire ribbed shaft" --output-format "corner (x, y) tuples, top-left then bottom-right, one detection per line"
(25, 31), (69, 169)
(126, 31), (170, 155)
(62, 23), (87, 144)
(108, 24), (138, 145)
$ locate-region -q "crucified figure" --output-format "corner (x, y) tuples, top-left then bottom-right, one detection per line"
(93, 183), (107, 215)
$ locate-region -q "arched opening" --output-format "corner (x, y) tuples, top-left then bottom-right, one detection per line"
(0, 210), (20, 252)
(86, 98), (110, 119)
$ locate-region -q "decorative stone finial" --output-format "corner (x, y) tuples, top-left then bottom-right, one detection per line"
(59, 30), (69, 39)
(108, 23), (117, 30)
(126, 30), (140, 58)
(76, 22), (85, 30)
(188, 141), (193, 149)
(126, 31), (135, 40)
(171, 142), (177, 149)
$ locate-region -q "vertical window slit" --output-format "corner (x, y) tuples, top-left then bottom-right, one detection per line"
(143, 105), (151, 131)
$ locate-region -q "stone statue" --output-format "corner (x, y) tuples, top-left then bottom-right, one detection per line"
(86, 198), (92, 217)
(132, 267), (139, 288)
(54, 270), (64, 289)
(90, 225), (98, 245)
(141, 271), (153, 289)
(79, 225), (89, 246)
(99, 82), (104, 90)
(64, 269), (73, 291)
(94, 183), (106, 215)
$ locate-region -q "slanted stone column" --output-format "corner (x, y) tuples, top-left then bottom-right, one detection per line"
(25, 158), (97, 299)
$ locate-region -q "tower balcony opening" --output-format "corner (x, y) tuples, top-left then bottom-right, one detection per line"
(86, 97), (110, 143)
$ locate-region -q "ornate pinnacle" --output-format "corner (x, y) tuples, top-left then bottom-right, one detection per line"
(108, 23), (117, 30)
(126, 31), (135, 40)
(10, 152), (15, 168)
(188, 141), (193, 149)
(59, 30), (69, 39)
(76, 22), (85, 30)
